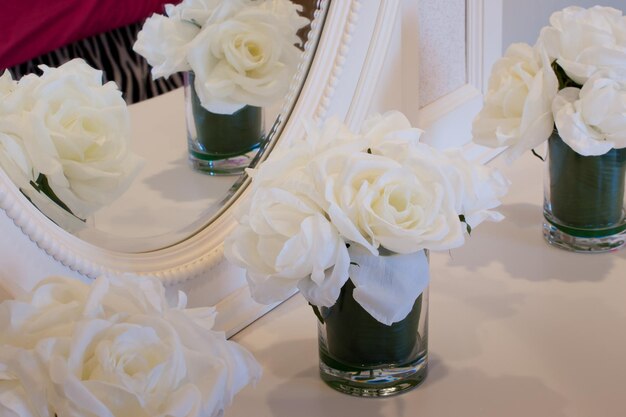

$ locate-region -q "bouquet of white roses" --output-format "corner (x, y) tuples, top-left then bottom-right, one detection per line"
(133, 0), (309, 115)
(472, 5), (626, 159)
(0, 274), (261, 417)
(225, 111), (509, 325)
(0, 59), (142, 220)
(472, 6), (626, 252)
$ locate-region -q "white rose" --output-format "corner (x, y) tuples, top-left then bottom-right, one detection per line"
(0, 371), (40, 417)
(133, 13), (199, 79)
(313, 147), (464, 255)
(225, 187), (350, 307)
(552, 72), (626, 156)
(442, 149), (509, 229)
(538, 6), (626, 85)
(3, 59), (143, 219)
(362, 110), (423, 149)
(472, 43), (558, 161)
(0, 71), (16, 103)
(165, 0), (224, 27)
(361, 111), (509, 229)
(247, 117), (364, 199)
(0, 275), (261, 417)
(187, 1), (308, 114)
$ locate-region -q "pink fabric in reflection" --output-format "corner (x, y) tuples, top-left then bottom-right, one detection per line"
(0, 0), (181, 69)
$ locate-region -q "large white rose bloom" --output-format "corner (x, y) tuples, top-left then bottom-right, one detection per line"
(365, 111), (509, 230)
(538, 6), (626, 85)
(472, 43), (558, 161)
(225, 186), (350, 308)
(552, 72), (626, 156)
(0, 275), (261, 417)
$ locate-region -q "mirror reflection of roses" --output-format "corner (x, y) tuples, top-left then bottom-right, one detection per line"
(134, 0), (310, 114)
(0, 59), (143, 219)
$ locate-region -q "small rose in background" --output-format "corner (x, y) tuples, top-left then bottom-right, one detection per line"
(0, 59), (143, 220)
(0, 274), (261, 417)
(134, 0), (309, 114)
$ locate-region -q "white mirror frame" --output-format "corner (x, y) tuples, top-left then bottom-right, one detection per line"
(0, 0), (401, 334)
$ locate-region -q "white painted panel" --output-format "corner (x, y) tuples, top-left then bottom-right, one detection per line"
(502, 0), (626, 51)
(417, 0), (467, 107)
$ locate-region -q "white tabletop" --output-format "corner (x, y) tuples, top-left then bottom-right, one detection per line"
(226, 153), (626, 417)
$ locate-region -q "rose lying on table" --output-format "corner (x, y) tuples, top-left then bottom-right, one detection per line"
(0, 275), (260, 417)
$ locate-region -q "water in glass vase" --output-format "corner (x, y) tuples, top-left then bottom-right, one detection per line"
(184, 72), (265, 175)
(317, 279), (428, 397)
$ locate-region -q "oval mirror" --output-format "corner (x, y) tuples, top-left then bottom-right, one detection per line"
(0, 0), (401, 333)
(1, 0), (329, 253)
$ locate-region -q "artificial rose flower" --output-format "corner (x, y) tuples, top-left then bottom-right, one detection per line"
(0, 59), (143, 219)
(225, 187), (350, 308)
(0, 275), (261, 417)
(133, 13), (199, 79)
(0, 370), (40, 417)
(538, 6), (626, 85)
(472, 43), (558, 161)
(312, 146), (464, 255)
(187, 0), (308, 114)
(246, 117), (364, 199)
(363, 111), (508, 231)
(0, 131), (33, 192)
(164, 0), (224, 27)
(0, 71), (15, 103)
(361, 110), (423, 148)
(440, 149), (509, 228)
(552, 72), (626, 156)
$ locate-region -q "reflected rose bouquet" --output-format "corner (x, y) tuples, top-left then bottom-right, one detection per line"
(225, 111), (509, 325)
(133, 0), (309, 114)
(0, 59), (142, 220)
(0, 274), (261, 417)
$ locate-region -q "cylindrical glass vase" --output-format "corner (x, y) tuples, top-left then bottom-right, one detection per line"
(543, 131), (626, 252)
(184, 72), (265, 175)
(317, 252), (428, 397)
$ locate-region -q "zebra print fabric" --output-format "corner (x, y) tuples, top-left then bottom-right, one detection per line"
(7, 21), (183, 104)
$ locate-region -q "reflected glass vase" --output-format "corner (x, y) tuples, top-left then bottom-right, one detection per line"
(543, 131), (626, 252)
(184, 72), (265, 175)
(316, 251), (428, 397)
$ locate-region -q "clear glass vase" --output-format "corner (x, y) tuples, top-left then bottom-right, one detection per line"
(184, 72), (265, 175)
(316, 251), (429, 397)
(543, 131), (626, 252)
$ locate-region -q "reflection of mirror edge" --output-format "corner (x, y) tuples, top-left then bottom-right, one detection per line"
(0, 0), (401, 284)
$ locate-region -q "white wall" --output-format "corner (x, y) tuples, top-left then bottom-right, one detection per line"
(503, 0), (626, 51)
